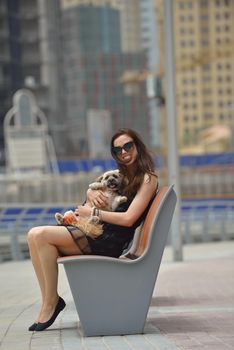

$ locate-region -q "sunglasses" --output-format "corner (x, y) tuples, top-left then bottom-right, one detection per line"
(112, 141), (135, 156)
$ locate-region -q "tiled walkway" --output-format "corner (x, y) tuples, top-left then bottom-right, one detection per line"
(0, 241), (234, 350)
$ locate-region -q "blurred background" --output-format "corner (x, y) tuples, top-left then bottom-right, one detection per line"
(0, 0), (234, 261)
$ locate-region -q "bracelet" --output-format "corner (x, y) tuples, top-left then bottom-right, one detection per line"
(91, 206), (100, 218)
(99, 210), (102, 221)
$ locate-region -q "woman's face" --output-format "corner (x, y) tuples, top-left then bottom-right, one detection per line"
(113, 134), (138, 166)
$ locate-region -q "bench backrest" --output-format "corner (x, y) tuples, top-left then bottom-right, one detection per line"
(129, 186), (172, 259)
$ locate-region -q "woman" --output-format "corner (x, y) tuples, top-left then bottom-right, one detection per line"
(27, 128), (158, 332)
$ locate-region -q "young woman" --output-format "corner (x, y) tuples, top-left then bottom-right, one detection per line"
(27, 128), (158, 332)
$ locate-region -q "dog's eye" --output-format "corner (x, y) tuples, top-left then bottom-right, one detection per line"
(113, 174), (118, 178)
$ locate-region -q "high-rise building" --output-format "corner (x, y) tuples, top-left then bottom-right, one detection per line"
(173, 0), (234, 151)
(0, 0), (66, 158)
(61, 0), (142, 53)
(139, 0), (161, 148)
(0, 0), (22, 159)
(61, 3), (150, 156)
(1, 0), (152, 160)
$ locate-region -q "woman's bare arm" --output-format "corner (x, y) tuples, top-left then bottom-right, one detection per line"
(77, 174), (158, 227)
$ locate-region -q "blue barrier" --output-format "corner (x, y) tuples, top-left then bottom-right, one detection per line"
(57, 153), (234, 173)
(1, 199), (234, 261)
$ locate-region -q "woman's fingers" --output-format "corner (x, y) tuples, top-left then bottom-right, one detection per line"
(86, 189), (108, 208)
(90, 193), (107, 208)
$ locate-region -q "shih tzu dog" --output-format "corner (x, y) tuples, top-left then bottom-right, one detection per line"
(55, 169), (128, 239)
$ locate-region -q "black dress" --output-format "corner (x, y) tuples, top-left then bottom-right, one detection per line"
(66, 193), (155, 258)
(86, 194), (155, 258)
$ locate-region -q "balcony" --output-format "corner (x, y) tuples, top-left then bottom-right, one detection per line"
(21, 54), (41, 65)
(21, 32), (39, 43)
(0, 4), (7, 17)
(19, 9), (38, 19)
(0, 28), (9, 39)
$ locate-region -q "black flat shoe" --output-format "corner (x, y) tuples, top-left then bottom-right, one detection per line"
(35, 297), (66, 332)
(28, 323), (37, 331)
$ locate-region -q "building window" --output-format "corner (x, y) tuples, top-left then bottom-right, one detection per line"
(204, 113), (212, 120)
(201, 0), (208, 7)
(201, 27), (209, 33)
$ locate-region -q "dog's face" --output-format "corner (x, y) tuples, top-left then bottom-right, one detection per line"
(97, 170), (125, 191)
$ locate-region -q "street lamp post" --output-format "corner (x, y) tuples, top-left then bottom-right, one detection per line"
(164, 0), (183, 261)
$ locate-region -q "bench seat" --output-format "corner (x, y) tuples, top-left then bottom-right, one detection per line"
(58, 185), (177, 336)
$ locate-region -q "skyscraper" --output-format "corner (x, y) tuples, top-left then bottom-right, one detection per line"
(1, 0), (152, 160)
(0, 0), (65, 157)
(61, 3), (149, 156)
(173, 0), (234, 151)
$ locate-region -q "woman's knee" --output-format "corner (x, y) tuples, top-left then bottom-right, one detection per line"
(27, 226), (47, 245)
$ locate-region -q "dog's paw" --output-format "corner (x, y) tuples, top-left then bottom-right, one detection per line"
(55, 213), (64, 225)
(119, 196), (128, 203)
(89, 182), (104, 190)
(89, 215), (100, 224)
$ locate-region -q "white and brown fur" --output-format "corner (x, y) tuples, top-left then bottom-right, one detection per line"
(55, 169), (127, 239)
(89, 169), (128, 211)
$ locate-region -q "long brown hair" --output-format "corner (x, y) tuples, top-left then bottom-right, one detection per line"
(110, 128), (157, 197)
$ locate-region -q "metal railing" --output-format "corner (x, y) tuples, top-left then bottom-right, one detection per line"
(0, 168), (234, 261)
(181, 200), (234, 243)
(0, 172), (97, 204)
(1, 167), (234, 204)
(0, 199), (234, 262)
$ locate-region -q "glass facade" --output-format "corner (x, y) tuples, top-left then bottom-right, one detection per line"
(0, 0), (22, 159)
(62, 4), (150, 156)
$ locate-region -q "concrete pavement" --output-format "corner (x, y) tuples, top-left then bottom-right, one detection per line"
(0, 241), (234, 350)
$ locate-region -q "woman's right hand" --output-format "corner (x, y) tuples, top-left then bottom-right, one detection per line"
(86, 188), (108, 208)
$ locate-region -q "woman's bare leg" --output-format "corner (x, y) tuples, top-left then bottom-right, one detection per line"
(27, 227), (46, 321)
(27, 225), (82, 323)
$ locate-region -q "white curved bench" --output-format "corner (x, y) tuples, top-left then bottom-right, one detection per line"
(58, 185), (177, 336)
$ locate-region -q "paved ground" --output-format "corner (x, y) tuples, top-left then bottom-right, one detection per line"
(0, 241), (233, 350)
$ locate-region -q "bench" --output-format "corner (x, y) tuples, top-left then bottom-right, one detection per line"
(57, 185), (177, 336)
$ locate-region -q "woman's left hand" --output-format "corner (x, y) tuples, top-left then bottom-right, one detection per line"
(75, 205), (91, 218)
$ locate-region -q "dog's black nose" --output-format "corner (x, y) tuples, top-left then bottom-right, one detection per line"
(107, 178), (118, 188)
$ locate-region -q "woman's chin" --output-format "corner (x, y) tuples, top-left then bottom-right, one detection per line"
(122, 158), (136, 166)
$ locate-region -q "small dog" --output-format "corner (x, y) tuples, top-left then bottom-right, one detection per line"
(55, 169), (127, 239)
(89, 169), (128, 211)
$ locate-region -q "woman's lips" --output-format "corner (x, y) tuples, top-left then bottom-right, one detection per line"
(121, 155), (131, 162)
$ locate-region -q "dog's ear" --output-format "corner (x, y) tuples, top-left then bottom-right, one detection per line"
(95, 175), (103, 183)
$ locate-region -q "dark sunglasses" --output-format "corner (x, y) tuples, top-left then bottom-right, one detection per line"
(112, 141), (135, 156)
